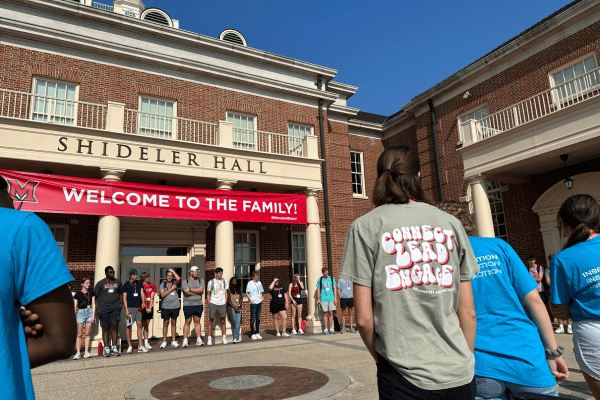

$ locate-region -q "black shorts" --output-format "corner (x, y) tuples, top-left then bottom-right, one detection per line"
(142, 308), (154, 321)
(292, 297), (303, 307)
(184, 305), (204, 320)
(98, 309), (121, 327)
(161, 308), (180, 320)
(270, 302), (286, 314)
(340, 298), (354, 309)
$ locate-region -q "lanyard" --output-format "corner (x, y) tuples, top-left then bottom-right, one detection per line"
(82, 290), (90, 304)
(106, 278), (114, 290)
(215, 279), (223, 290)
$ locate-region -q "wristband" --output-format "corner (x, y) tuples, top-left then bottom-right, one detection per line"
(545, 345), (565, 359)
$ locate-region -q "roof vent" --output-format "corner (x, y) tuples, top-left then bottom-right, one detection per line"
(219, 29), (247, 47)
(140, 8), (172, 27)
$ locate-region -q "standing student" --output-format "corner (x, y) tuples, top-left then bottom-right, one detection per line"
(73, 277), (96, 359)
(140, 272), (156, 350)
(206, 268), (228, 346)
(159, 269), (181, 348)
(288, 274), (304, 335)
(339, 146), (478, 400)
(316, 267), (337, 335)
(227, 277), (242, 343)
(528, 255), (545, 302)
(121, 269), (147, 354)
(269, 278), (289, 337)
(550, 194), (600, 400)
(337, 277), (356, 333)
(181, 266), (205, 347)
(247, 271), (264, 340)
(94, 266), (123, 357)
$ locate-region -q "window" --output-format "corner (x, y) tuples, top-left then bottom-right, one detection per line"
(288, 123), (312, 156)
(291, 233), (307, 290)
(31, 79), (78, 125)
(234, 232), (259, 293)
(49, 225), (68, 261)
(551, 56), (598, 101)
(486, 182), (508, 242)
(351, 151), (366, 197)
(227, 112), (256, 150)
(139, 97), (175, 139)
(458, 105), (493, 141)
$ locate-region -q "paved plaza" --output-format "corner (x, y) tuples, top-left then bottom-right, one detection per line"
(33, 330), (594, 400)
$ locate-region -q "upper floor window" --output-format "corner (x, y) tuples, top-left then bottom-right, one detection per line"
(458, 105), (492, 142)
(234, 232), (259, 292)
(49, 225), (69, 261)
(139, 97), (176, 139)
(31, 79), (78, 125)
(227, 112), (256, 150)
(288, 123), (312, 156)
(351, 151), (366, 198)
(486, 181), (508, 242)
(551, 55), (598, 101)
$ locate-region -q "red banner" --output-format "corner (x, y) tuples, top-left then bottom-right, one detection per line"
(1, 170), (307, 224)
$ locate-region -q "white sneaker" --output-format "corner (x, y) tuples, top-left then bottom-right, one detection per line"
(299, 329), (304, 334)
(222, 335), (228, 345)
(144, 341), (152, 350)
(329, 329), (335, 335)
(251, 334), (258, 340)
(323, 328), (329, 335)
(207, 336), (213, 346)
(138, 346), (148, 353)
(126, 346), (133, 354)
(160, 341), (167, 349)
(196, 338), (203, 346)
(276, 332), (281, 337)
(182, 339), (188, 348)
(83, 351), (91, 359)
(567, 325), (573, 334)
(256, 333), (263, 339)
(555, 325), (564, 334)
(73, 352), (81, 360)
(112, 346), (120, 356)
(171, 341), (179, 348)
(291, 329), (297, 335)
(283, 333), (290, 337)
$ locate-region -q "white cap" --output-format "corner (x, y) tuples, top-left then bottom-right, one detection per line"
(190, 266), (199, 272)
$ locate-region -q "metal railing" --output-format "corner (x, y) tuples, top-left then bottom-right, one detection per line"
(124, 109), (217, 145)
(0, 88), (107, 130)
(91, 1), (113, 12)
(474, 67), (600, 141)
(232, 127), (305, 156)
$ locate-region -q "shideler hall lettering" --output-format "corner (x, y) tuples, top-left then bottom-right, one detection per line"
(57, 137), (267, 174)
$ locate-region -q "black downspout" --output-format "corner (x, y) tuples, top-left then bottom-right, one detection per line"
(428, 99), (444, 201)
(316, 75), (333, 275)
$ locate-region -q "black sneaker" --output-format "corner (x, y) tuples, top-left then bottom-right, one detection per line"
(111, 346), (120, 356)
(104, 348), (111, 357)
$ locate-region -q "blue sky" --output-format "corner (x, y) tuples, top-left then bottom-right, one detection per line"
(99, 0), (571, 116)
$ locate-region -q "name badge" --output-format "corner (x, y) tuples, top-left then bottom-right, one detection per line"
(133, 293), (139, 297)
(296, 294), (301, 298)
(86, 305), (91, 309)
(278, 294), (283, 298)
(108, 289), (114, 293)
(170, 292), (176, 296)
(235, 298), (239, 302)
(326, 288), (330, 291)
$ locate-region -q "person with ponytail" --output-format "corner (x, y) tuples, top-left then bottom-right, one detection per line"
(550, 194), (600, 399)
(339, 146), (479, 399)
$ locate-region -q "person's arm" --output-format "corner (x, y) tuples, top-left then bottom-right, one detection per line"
(206, 281), (212, 304)
(544, 274), (551, 287)
(91, 294), (96, 323)
(284, 292), (289, 308)
(333, 280), (338, 304)
(456, 280), (477, 352)
(159, 284), (168, 298)
(26, 284), (77, 368)
(317, 279), (321, 305)
(524, 290), (569, 381)
(299, 281), (304, 290)
(172, 269), (181, 284)
(226, 290), (234, 308)
(533, 273), (542, 283)
(73, 297), (78, 315)
(141, 288), (146, 309)
(246, 287), (253, 304)
(288, 283), (296, 305)
(354, 283), (377, 363)
(122, 290), (129, 316)
(269, 280), (276, 290)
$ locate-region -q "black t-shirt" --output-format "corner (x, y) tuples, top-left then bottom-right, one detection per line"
(73, 290), (96, 310)
(122, 280), (144, 308)
(270, 287), (286, 305)
(94, 278), (123, 312)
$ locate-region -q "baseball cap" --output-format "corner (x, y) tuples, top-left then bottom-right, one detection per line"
(190, 266), (199, 272)
(128, 269), (138, 276)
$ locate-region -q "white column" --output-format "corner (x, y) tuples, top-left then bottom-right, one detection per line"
(470, 178), (495, 238)
(304, 188), (324, 332)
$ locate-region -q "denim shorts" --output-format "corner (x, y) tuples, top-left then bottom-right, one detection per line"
(76, 307), (93, 324)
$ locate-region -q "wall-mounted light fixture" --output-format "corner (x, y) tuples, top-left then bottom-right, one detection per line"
(560, 154), (573, 190)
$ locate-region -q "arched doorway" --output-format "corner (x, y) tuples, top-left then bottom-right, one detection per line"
(532, 172), (600, 262)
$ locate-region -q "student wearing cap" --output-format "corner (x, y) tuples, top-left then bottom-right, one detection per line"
(94, 266), (123, 357)
(121, 269), (147, 354)
(181, 266), (205, 347)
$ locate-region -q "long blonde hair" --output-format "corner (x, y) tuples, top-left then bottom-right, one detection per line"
(292, 274), (301, 287)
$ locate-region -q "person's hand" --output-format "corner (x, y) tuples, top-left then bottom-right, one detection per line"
(91, 315), (95, 323)
(20, 307), (43, 338)
(125, 309), (130, 317)
(548, 357), (569, 382)
(184, 288), (190, 294)
(317, 300), (321, 305)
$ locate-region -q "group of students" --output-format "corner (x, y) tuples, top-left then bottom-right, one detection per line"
(339, 145), (600, 400)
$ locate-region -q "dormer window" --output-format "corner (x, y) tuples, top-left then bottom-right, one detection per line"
(219, 29), (247, 47)
(140, 8), (173, 27)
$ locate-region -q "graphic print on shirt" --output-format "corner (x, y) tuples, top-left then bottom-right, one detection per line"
(381, 225), (456, 291)
(472, 254), (503, 279)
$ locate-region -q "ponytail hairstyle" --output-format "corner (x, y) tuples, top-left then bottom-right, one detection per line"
(557, 194), (599, 249)
(372, 146), (426, 207)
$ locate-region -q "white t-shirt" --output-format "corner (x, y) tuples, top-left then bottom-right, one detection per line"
(246, 280), (264, 304)
(207, 278), (228, 305)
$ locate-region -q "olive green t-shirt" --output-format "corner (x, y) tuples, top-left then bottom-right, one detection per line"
(339, 202), (478, 390)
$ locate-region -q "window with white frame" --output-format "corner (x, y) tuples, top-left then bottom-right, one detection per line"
(288, 123), (312, 156)
(31, 79), (78, 125)
(49, 225), (69, 261)
(551, 55), (598, 101)
(234, 232), (258, 293)
(351, 151), (366, 197)
(227, 112), (256, 150)
(458, 105), (492, 142)
(291, 232), (307, 290)
(139, 97), (175, 139)
(486, 181), (508, 242)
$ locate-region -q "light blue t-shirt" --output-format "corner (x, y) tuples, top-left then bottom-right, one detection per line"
(550, 235), (600, 322)
(338, 278), (353, 298)
(469, 237), (555, 387)
(0, 209), (74, 400)
(246, 280), (264, 304)
(317, 276), (336, 302)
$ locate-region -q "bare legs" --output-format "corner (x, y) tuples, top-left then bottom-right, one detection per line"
(75, 323), (83, 353)
(291, 304), (303, 331)
(582, 372), (600, 400)
(273, 310), (288, 334)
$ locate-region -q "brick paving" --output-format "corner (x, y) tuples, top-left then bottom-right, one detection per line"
(149, 366), (328, 400)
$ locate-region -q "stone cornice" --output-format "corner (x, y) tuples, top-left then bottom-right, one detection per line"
(327, 104), (359, 118)
(327, 81), (358, 99)
(347, 119), (383, 132)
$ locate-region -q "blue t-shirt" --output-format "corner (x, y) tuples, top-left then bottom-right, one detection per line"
(0, 209), (74, 400)
(121, 280), (144, 309)
(469, 237), (555, 387)
(317, 276), (336, 302)
(338, 278), (353, 298)
(550, 235), (600, 322)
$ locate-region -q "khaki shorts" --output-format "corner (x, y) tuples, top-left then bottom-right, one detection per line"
(320, 301), (336, 312)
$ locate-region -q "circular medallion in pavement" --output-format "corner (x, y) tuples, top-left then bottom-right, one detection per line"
(126, 365), (351, 400)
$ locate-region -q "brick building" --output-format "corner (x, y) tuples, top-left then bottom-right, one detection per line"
(1, 0), (599, 346)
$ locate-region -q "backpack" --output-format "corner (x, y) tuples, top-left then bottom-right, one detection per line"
(333, 315), (340, 332)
